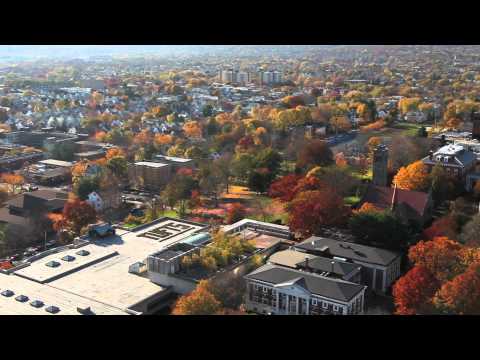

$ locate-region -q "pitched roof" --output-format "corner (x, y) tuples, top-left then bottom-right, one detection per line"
(294, 237), (401, 266)
(245, 264), (365, 302)
(359, 184), (430, 216)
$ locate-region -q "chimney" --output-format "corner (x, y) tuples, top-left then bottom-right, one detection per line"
(331, 261), (335, 273)
(305, 257), (310, 269)
(429, 150), (434, 160)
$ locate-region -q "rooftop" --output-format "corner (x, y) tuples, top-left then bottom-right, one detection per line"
(7, 218), (206, 313)
(135, 161), (170, 168)
(245, 264), (365, 303)
(294, 237), (401, 266)
(0, 274), (127, 315)
(38, 159), (74, 168)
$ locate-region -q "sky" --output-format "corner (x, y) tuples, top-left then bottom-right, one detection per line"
(0, 45), (334, 61)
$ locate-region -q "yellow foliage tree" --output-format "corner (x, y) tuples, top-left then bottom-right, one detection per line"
(392, 161), (431, 191)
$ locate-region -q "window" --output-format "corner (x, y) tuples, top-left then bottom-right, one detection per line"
(322, 302), (328, 309)
(61, 255), (75, 262)
(333, 305), (339, 312)
(312, 299), (317, 306)
(76, 250), (90, 256)
(263, 287), (268, 293)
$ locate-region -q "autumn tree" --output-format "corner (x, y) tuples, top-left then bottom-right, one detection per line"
(287, 188), (350, 237)
(172, 280), (222, 315)
(225, 203), (247, 224)
(408, 237), (464, 282)
(1, 173), (24, 194)
(392, 265), (440, 315)
(62, 199), (97, 235)
(268, 174), (303, 202)
(183, 120), (203, 139)
(433, 262), (480, 314)
(392, 161), (431, 191)
(296, 139), (334, 171)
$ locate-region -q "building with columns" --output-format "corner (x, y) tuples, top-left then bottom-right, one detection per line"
(244, 264), (366, 315)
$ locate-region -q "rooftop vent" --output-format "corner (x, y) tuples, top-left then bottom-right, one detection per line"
(77, 306), (95, 315)
(46, 260), (60, 268)
(45, 306), (60, 314)
(1, 289), (14, 297)
(15, 295), (29, 302)
(30, 300), (44, 308)
(76, 250), (90, 256)
(61, 255), (75, 262)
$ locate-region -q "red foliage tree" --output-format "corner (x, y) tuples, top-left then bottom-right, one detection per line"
(225, 203), (247, 224)
(63, 199), (97, 235)
(422, 215), (457, 241)
(268, 174), (303, 202)
(287, 188), (351, 237)
(392, 265), (441, 315)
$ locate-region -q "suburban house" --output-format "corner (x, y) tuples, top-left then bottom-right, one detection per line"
(292, 237), (402, 293)
(358, 184), (433, 226)
(422, 144), (476, 184)
(244, 263), (366, 315)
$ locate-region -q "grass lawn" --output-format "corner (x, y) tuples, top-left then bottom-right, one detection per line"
(390, 122), (422, 137)
(246, 195), (289, 224)
(123, 222), (139, 229)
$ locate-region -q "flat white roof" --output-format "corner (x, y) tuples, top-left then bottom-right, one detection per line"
(38, 159), (74, 167)
(435, 144), (464, 155)
(0, 274), (127, 315)
(14, 244), (118, 284)
(155, 155), (192, 163)
(222, 218), (290, 234)
(8, 219), (206, 313)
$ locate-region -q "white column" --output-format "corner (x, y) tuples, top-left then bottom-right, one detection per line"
(286, 295), (289, 315)
(306, 298), (310, 315)
(276, 291), (279, 312)
(295, 297), (299, 315)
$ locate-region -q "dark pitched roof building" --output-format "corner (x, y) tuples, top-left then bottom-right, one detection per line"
(245, 263), (365, 303)
(358, 184), (433, 225)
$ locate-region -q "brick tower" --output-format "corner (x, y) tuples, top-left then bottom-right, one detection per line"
(372, 144), (388, 187)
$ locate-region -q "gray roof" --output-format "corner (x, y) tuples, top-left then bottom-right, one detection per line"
(294, 237), (401, 266)
(297, 256), (361, 276)
(245, 264), (365, 302)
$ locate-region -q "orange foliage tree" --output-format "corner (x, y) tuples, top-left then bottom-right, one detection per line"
(154, 133), (174, 146)
(433, 262), (480, 314)
(183, 121), (203, 138)
(225, 203), (247, 224)
(1, 173), (25, 194)
(172, 280), (222, 315)
(105, 147), (126, 160)
(392, 160), (431, 191)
